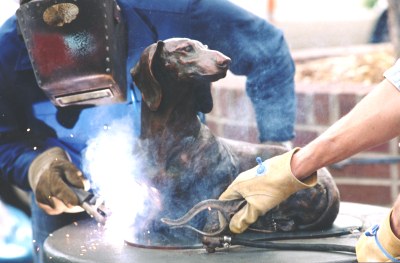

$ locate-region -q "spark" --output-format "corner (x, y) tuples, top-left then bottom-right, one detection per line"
(83, 118), (161, 243)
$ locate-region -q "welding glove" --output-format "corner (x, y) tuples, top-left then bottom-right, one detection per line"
(28, 147), (89, 215)
(356, 210), (400, 262)
(219, 147), (317, 234)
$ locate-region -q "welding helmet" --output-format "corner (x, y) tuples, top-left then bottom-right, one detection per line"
(16, 0), (127, 107)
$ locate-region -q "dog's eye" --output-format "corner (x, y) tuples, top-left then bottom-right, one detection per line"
(181, 45), (194, 53)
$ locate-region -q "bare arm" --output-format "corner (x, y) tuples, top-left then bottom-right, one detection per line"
(292, 79), (400, 180)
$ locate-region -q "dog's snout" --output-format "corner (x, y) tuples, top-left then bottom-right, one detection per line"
(217, 55), (231, 69)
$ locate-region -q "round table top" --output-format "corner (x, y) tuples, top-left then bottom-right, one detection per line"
(43, 202), (389, 263)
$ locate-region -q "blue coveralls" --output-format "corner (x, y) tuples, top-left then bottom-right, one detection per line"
(0, 0), (296, 261)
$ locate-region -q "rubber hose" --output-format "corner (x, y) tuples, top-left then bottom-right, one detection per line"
(231, 237), (356, 253)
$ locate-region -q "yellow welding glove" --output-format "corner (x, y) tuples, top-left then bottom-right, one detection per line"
(219, 147), (317, 234)
(356, 210), (400, 262)
(28, 147), (89, 215)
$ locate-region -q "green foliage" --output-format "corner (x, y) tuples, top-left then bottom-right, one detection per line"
(364, 0), (379, 9)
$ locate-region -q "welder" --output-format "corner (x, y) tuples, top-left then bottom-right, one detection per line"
(0, 0), (297, 262)
(220, 60), (400, 261)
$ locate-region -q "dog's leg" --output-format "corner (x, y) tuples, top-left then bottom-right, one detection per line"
(218, 137), (287, 172)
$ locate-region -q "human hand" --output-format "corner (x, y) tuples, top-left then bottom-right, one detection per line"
(356, 210), (400, 262)
(219, 148), (317, 233)
(28, 147), (89, 215)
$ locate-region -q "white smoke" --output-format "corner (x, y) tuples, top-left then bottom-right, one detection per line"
(82, 117), (160, 240)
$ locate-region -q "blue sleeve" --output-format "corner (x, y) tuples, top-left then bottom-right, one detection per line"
(187, 0), (296, 141)
(0, 17), (43, 190)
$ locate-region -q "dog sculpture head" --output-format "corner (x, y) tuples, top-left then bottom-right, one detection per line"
(131, 38), (231, 113)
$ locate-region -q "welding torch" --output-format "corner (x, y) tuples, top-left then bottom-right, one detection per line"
(69, 186), (110, 225)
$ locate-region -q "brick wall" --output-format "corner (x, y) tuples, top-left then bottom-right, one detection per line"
(207, 72), (400, 207)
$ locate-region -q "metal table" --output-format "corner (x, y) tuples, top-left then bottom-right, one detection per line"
(43, 202), (389, 263)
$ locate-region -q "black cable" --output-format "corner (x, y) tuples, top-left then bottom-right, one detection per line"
(247, 227), (357, 241)
(231, 237), (356, 253)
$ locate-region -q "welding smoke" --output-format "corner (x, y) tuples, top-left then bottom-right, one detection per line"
(82, 117), (161, 238)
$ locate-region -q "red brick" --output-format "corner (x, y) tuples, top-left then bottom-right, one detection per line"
(329, 163), (391, 178)
(366, 142), (391, 154)
(226, 99), (254, 123)
(217, 88), (231, 118)
(337, 184), (391, 206)
(205, 120), (219, 135)
(213, 87), (255, 124)
(207, 108), (216, 118)
(296, 93), (311, 125)
(313, 93), (330, 125)
(397, 164), (400, 175)
(208, 107), (220, 119)
(293, 129), (319, 147)
(221, 123), (259, 143)
(338, 93), (357, 117)
(231, 87), (246, 103)
(223, 90), (239, 119)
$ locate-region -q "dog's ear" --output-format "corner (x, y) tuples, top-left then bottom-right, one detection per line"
(131, 41), (165, 111)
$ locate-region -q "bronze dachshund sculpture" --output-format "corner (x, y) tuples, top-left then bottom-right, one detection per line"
(131, 38), (340, 237)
